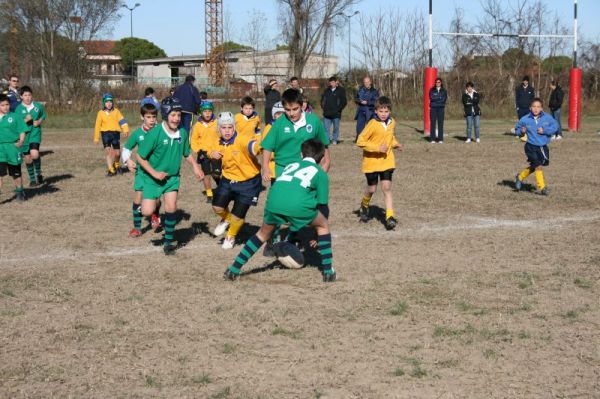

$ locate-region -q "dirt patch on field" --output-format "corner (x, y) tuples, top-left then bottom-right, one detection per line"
(1, 118), (599, 398)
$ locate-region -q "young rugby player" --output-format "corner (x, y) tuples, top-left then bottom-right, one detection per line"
(190, 101), (220, 203)
(0, 94), (28, 201)
(94, 93), (129, 176)
(234, 96), (261, 139)
(15, 86), (46, 186)
(135, 97), (204, 255)
(224, 139), (335, 282)
(356, 96), (402, 230)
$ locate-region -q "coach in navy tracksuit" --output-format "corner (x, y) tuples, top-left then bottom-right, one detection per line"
(429, 77), (448, 143)
(515, 75), (535, 120)
(173, 75), (202, 132)
(354, 76), (379, 140)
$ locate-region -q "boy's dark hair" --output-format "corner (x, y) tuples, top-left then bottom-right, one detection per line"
(522, 75), (530, 82)
(290, 76), (299, 82)
(375, 96), (392, 110)
(328, 76), (337, 82)
(550, 80), (558, 86)
(301, 139), (325, 164)
(465, 81), (474, 88)
(0, 94), (8, 103)
(281, 88), (302, 106)
(185, 75), (195, 83)
(240, 96), (255, 107)
(530, 97), (543, 106)
(144, 87), (155, 96)
(19, 85), (32, 95)
(140, 103), (158, 116)
(199, 91), (208, 100)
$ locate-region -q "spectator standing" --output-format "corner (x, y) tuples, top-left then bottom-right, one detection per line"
(549, 80), (564, 140)
(354, 76), (379, 140)
(140, 87), (160, 109)
(263, 79), (281, 125)
(320, 76), (347, 145)
(461, 82), (481, 143)
(173, 75), (202, 132)
(289, 76), (304, 94)
(6, 74), (21, 112)
(515, 75), (535, 120)
(429, 77), (448, 143)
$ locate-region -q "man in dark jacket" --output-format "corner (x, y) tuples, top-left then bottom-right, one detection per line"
(320, 76), (347, 144)
(354, 76), (379, 140)
(515, 75), (535, 120)
(264, 79), (281, 125)
(6, 74), (21, 112)
(461, 82), (481, 143)
(549, 80), (564, 139)
(173, 75), (202, 132)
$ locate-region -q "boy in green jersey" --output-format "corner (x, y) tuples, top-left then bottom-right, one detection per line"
(15, 86), (46, 186)
(224, 139), (335, 282)
(0, 94), (28, 201)
(136, 97), (204, 255)
(121, 103), (162, 237)
(260, 88), (331, 180)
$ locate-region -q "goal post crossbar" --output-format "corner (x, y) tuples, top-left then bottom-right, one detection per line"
(433, 32), (574, 39)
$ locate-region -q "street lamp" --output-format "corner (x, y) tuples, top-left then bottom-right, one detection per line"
(122, 3), (141, 81)
(342, 11), (360, 74)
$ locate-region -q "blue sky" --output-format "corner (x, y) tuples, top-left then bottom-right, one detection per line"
(109, 0), (600, 65)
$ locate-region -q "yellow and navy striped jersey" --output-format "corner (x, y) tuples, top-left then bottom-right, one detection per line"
(94, 108), (129, 143)
(190, 117), (219, 153)
(356, 117), (399, 173)
(235, 111), (261, 139)
(217, 132), (261, 182)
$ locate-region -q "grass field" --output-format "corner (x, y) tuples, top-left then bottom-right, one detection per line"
(1, 116), (599, 398)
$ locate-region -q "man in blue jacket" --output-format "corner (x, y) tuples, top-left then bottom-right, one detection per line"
(515, 75), (535, 120)
(6, 74), (21, 112)
(173, 75), (202, 132)
(354, 76), (379, 141)
(514, 98), (559, 196)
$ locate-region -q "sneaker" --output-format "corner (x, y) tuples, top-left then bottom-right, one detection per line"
(36, 175), (44, 184)
(129, 228), (141, 238)
(514, 175), (523, 191)
(476, 138), (480, 143)
(555, 135), (563, 141)
(438, 141), (444, 144)
(540, 187), (549, 196)
(263, 241), (275, 257)
(106, 169), (116, 177)
(213, 220), (230, 236)
(29, 180), (39, 187)
(385, 216), (398, 231)
(222, 236), (235, 250)
(359, 205), (369, 223)
(322, 270), (337, 283)
(430, 140), (436, 144)
(206, 195), (213, 204)
(163, 244), (177, 255)
(15, 191), (26, 201)
(223, 267), (240, 281)
(151, 214), (161, 230)
(465, 138), (471, 143)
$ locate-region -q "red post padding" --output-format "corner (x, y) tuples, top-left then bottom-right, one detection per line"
(423, 67), (438, 136)
(568, 67), (582, 132)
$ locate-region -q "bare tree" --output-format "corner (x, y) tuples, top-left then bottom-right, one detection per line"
(245, 9), (268, 92)
(277, 0), (360, 78)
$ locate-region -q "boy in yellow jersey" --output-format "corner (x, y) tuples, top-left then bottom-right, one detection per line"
(190, 101), (220, 203)
(356, 96), (402, 230)
(210, 112), (262, 250)
(94, 93), (129, 176)
(234, 96), (261, 139)
(121, 103), (161, 237)
(260, 101), (285, 183)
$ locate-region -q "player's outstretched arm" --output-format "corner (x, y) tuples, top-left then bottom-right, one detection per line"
(261, 149), (272, 181)
(186, 154), (204, 180)
(320, 148), (331, 173)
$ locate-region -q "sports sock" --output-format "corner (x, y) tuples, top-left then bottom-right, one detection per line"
(26, 163), (35, 182)
(361, 195), (371, 208)
(15, 186), (24, 193)
(386, 209), (394, 219)
(33, 158), (41, 177)
(534, 169), (545, 190)
(227, 217), (244, 239)
(108, 166), (115, 174)
(518, 167), (533, 181)
(215, 208), (231, 222)
(163, 212), (177, 247)
(132, 203), (142, 230)
(206, 188), (213, 197)
(229, 235), (264, 274)
(317, 234), (333, 273)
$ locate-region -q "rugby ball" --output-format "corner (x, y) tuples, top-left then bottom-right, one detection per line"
(273, 241), (305, 269)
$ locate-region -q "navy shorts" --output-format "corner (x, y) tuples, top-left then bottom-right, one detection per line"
(213, 174), (261, 208)
(101, 131), (121, 149)
(524, 142), (550, 168)
(365, 168), (394, 186)
(197, 150), (212, 175)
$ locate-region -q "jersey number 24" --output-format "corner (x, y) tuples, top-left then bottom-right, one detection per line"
(277, 163), (318, 188)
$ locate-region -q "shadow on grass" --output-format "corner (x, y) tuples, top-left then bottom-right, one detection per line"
(40, 150), (54, 157)
(498, 179), (536, 193)
(1, 173), (73, 204)
(352, 205), (387, 229)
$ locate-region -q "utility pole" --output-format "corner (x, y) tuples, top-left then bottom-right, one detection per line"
(342, 11), (359, 75)
(122, 3), (141, 82)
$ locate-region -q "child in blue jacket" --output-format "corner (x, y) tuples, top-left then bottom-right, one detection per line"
(514, 98), (559, 195)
